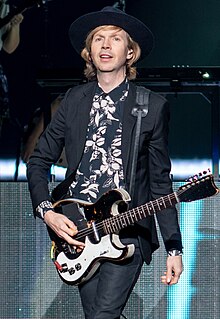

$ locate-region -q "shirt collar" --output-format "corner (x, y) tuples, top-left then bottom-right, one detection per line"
(97, 78), (128, 103)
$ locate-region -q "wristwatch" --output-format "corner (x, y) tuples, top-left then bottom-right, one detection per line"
(167, 249), (183, 257)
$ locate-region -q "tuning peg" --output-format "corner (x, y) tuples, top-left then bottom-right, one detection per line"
(186, 168), (211, 183)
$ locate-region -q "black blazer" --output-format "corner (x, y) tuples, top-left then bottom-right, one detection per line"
(27, 81), (183, 264)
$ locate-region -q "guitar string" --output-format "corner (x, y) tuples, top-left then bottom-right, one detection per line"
(74, 192), (181, 241)
(69, 178), (212, 241)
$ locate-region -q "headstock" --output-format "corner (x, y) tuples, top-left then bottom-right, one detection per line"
(177, 169), (219, 203)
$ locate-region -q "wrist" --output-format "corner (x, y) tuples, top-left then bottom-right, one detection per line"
(167, 249), (183, 257)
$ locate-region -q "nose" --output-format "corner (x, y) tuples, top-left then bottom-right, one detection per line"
(102, 37), (111, 49)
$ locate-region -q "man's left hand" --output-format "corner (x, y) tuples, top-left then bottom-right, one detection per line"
(161, 256), (183, 285)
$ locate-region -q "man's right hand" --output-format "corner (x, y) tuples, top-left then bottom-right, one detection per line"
(44, 210), (85, 250)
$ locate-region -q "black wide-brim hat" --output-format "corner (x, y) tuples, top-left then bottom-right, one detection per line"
(69, 6), (154, 60)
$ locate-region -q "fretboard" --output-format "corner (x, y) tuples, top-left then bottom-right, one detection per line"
(103, 191), (179, 234)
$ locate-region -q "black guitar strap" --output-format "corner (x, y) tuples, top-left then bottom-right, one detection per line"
(129, 86), (150, 200)
(51, 86), (150, 202)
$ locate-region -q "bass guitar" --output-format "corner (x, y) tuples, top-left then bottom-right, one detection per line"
(48, 171), (219, 285)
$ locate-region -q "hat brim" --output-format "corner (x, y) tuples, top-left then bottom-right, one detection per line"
(69, 9), (154, 60)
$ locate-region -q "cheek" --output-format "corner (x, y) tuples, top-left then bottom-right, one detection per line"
(90, 46), (99, 60)
(89, 53), (98, 66)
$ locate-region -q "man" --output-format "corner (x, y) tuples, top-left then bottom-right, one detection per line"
(27, 6), (183, 319)
(0, 0), (23, 133)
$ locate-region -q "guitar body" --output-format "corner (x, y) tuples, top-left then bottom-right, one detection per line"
(55, 233), (135, 285)
(49, 188), (135, 285)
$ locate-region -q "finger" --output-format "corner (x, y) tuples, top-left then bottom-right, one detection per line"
(63, 218), (78, 236)
(166, 269), (173, 284)
(160, 276), (167, 283)
(161, 274), (171, 285)
(172, 270), (182, 284)
(61, 232), (85, 247)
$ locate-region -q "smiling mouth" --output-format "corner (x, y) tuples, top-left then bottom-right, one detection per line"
(100, 54), (112, 59)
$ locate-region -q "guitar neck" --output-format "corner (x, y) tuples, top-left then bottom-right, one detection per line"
(103, 191), (179, 234)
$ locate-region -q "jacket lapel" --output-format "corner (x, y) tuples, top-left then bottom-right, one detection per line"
(122, 83), (137, 179)
(75, 82), (97, 162)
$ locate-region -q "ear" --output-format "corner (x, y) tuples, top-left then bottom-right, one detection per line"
(127, 49), (133, 60)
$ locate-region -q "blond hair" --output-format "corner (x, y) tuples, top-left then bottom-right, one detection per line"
(81, 25), (141, 81)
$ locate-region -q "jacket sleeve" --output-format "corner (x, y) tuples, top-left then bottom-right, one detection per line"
(148, 94), (183, 252)
(26, 90), (70, 216)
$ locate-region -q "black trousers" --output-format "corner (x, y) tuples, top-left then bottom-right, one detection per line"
(78, 246), (143, 319)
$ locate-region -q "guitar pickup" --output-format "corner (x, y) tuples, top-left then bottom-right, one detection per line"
(91, 221), (100, 242)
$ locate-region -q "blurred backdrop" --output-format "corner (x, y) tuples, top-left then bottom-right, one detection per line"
(0, 2), (220, 319)
(0, 0), (220, 178)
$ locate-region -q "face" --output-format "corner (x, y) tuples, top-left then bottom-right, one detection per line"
(90, 27), (133, 77)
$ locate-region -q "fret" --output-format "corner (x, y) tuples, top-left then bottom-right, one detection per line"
(133, 208), (139, 222)
(137, 207), (143, 220)
(148, 201), (156, 215)
(162, 197), (166, 208)
(102, 220), (108, 234)
(174, 192), (179, 203)
(103, 219), (112, 234)
(106, 219), (117, 233)
(158, 198), (165, 210)
(171, 195), (177, 206)
(124, 213), (131, 226)
(141, 205), (147, 218)
(100, 191), (179, 235)
(145, 203), (151, 216)
(129, 211), (135, 224)
(156, 198), (162, 210)
(168, 195), (173, 206)
(150, 201), (156, 213)
(118, 213), (127, 228)
(115, 216), (121, 230)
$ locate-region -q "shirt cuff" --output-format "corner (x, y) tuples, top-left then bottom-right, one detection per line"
(165, 240), (183, 253)
(36, 200), (54, 219)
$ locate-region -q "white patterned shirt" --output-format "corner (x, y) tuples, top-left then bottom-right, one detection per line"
(69, 80), (129, 202)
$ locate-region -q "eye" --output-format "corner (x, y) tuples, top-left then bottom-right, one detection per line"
(94, 36), (102, 42)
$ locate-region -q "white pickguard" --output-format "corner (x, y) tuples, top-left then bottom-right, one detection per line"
(56, 234), (135, 285)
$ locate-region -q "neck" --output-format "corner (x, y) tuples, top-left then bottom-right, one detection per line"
(97, 71), (126, 93)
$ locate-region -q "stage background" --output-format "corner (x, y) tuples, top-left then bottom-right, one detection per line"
(0, 0), (220, 160)
(0, 182), (219, 319)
